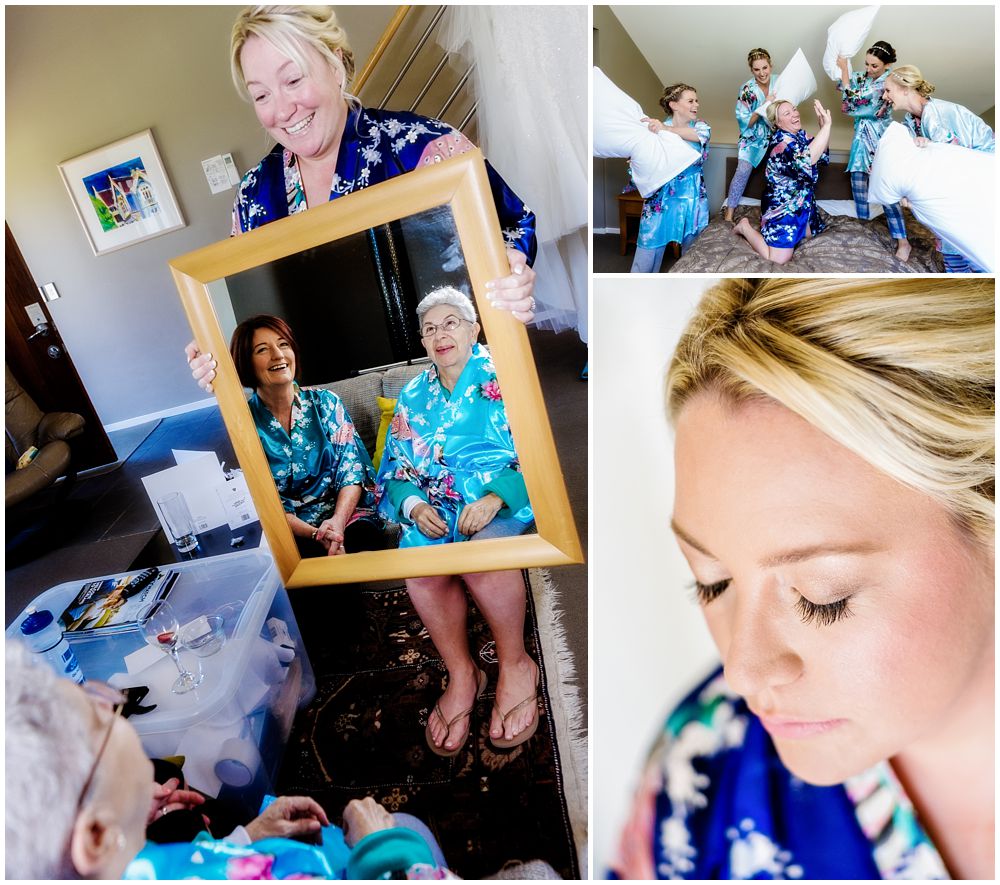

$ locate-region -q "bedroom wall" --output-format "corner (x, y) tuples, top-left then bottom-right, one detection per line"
(592, 6), (664, 231)
(5, 5), (394, 428)
(608, 5), (996, 150)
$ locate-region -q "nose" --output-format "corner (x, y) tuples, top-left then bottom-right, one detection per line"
(274, 90), (295, 123)
(719, 589), (803, 701)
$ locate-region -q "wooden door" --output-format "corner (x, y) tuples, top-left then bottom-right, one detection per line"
(5, 223), (117, 471)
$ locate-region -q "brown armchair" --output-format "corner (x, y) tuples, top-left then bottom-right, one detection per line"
(5, 364), (85, 510)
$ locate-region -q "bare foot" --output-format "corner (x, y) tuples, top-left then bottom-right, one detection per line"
(427, 662), (480, 751)
(723, 206), (734, 223)
(733, 217), (751, 238)
(490, 656), (539, 742)
(895, 239), (911, 263)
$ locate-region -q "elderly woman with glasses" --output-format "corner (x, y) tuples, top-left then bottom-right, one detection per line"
(376, 286), (539, 757)
(4, 642), (450, 880)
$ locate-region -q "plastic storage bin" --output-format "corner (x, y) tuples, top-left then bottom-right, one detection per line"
(7, 550), (314, 810)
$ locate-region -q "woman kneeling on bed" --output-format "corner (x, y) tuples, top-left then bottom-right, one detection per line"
(376, 286), (539, 757)
(733, 99), (832, 265)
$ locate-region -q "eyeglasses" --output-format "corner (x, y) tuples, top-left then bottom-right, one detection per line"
(76, 682), (126, 810)
(420, 315), (468, 339)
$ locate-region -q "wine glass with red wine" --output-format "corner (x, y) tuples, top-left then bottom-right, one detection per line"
(139, 600), (203, 694)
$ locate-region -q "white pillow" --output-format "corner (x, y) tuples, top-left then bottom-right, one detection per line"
(823, 6), (880, 82)
(869, 122), (995, 271)
(760, 49), (818, 120)
(592, 66), (701, 198)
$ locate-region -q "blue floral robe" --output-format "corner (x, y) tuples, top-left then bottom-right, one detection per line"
(637, 120), (711, 252)
(839, 70), (893, 172)
(611, 669), (951, 880)
(735, 79), (772, 168)
(249, 385), (380, 529)
(761, 129), (829, 248)
(375, 344), (532, 547)
(231, 106), (537, 263)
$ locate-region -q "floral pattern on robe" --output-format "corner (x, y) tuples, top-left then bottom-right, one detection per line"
(904, 99), (995, 153)
(637, 119), (711, 251)
(735, 79), (772, 168)
(761, 128), (829, 249)
(249, 385), (380, 529)
(610, 669), (950, 880)
(839, 70), (893, 172)
(375, 344), (532, 547)
(231, 107), (537, 263)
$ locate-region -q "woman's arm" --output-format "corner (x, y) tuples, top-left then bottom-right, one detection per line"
(809, 101), (834, 165)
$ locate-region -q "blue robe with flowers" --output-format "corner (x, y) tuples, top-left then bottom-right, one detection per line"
(249, 385), (380, 529)
(637, 119), (710, 252)
(735, 79), (772, 168)
(376, 344), (532, 546)
(761, 129), (829, 248)
(839, 70), (893, 173)
(232, 106), (537, 263)
(611, 669), (950, 880)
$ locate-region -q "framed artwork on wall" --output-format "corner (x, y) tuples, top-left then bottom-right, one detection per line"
(58, 129), (185, 256)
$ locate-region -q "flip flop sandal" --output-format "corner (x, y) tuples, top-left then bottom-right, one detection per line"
(425, 668), (487, 758)
(489, 663), (541, 750)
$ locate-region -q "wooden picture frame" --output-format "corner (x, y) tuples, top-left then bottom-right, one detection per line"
(169, 150), (582, 588)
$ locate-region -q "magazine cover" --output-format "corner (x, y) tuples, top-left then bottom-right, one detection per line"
(59, 569), (177, 635)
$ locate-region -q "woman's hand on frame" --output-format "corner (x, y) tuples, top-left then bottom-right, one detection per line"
(185, 340), (217, 394)
(486, 248), (536, 324)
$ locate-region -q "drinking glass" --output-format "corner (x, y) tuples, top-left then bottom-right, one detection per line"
(139, 600), (203, 694)
(157, 491), (199, 553)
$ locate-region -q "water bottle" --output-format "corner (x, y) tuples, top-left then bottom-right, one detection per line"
(20, 607), (86, 684)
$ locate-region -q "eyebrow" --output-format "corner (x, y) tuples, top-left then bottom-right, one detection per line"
(670, 519), (885, 567)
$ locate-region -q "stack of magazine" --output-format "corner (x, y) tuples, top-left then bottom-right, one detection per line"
(59, 568), (179, 637)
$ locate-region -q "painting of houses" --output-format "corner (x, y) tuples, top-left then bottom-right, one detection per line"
(83, 157), (161, 231)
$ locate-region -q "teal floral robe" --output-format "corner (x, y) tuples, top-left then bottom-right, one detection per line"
(249, 385), (380, 529)
(839, 70), (893, 173)
(637, 119), (711, 252)
(904, 99), (995, 153)
(376, 344), (532, 546)
(735, 78), (772, 168)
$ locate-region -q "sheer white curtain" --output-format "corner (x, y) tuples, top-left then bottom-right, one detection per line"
(438, 6), (589, 342)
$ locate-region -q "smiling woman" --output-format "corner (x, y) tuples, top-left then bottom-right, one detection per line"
(608, 277), (994, 880)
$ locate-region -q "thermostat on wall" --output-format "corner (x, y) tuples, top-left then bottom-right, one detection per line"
(201, 153), (242, 194)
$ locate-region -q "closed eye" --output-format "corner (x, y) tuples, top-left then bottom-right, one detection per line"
(692, 578), (730, 605)
(795, 594), (854, 627)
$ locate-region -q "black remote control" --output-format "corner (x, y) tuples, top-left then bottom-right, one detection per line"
(121, 568), (160, 599)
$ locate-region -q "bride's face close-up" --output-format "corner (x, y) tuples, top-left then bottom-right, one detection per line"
(671, 392), (994, 787)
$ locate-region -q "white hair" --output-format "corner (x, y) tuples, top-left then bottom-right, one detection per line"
(5, 641), (94, 879)
(416, 286), (477, 325)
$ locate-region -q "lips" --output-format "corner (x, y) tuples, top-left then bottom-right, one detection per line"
(757, 714), (846, 739)
(268, 362), (289, 372)
(435, 345), (455, 356)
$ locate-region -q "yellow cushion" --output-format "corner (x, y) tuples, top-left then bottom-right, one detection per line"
(372, 396), (397, 471)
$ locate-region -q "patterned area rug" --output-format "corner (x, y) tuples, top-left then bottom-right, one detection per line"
(277, 570), (584, 879)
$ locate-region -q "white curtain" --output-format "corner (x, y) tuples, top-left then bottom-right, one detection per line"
(438, 6), (589, 342)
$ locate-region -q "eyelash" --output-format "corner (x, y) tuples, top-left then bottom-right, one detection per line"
(692, 579), (855, 627)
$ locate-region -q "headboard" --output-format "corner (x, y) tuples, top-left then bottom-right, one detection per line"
(725, 155), (854, 201)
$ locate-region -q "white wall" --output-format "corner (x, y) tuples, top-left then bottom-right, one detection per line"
(592, 278), (721, 873)
(5, 5), (394, 427)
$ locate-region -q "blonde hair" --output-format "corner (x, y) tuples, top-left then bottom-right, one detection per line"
(666, 278), (995, 544)
(747, 48), (771, 68)
(230, 6), (357, 104)
(888, 64), (935, 98)
(765, 99), (793, 128)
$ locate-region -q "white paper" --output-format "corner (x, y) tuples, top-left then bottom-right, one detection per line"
(142, 453), (228, 536)
(216, 474), (259, 530)
(124, 643), (163, 675)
